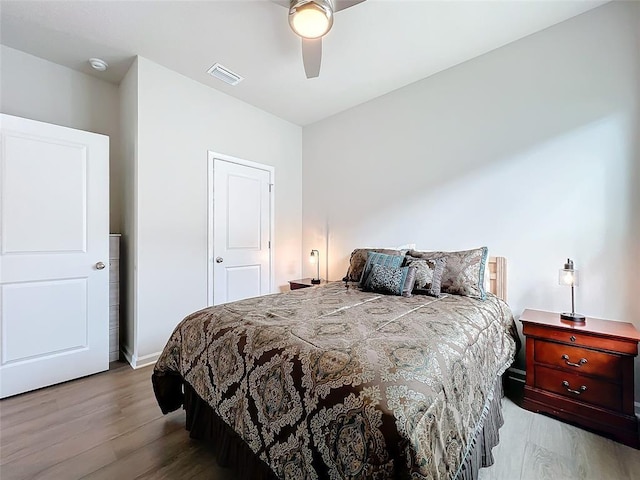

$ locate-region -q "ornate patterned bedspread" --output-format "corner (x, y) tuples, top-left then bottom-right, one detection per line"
(153, 282), (518, 479)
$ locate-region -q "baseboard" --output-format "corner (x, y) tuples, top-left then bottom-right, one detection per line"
(121, 346), (160, 369)
(507, 367), (526, 383)
(133, 351), (161, 368)
(121, 344), (134, 366)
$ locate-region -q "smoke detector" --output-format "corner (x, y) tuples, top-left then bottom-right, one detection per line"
(207, 63), (243, 86)
(89, 58), (108, 72)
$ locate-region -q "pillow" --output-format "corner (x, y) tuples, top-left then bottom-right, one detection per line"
(484, 258), (492, 294)
(343, 248), (408, 282)
(403, 256), (447, 297)
(362, 264), (417, 297)
(383, 243), (416, 250)
(407, 247), (488, 299)
(359, 251), (405, 287)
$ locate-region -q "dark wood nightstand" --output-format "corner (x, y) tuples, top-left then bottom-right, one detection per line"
(288, 278), (327, 290)
(520, 308), (640, 448)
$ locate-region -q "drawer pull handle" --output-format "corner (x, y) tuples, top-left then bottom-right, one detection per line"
(561, 354), (587, 368)
(569, 335), (576, 342)
(562, 380), (587, 395)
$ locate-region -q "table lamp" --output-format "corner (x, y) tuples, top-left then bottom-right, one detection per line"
(310, 249), (320, 284)
(558, 258), (585, 323)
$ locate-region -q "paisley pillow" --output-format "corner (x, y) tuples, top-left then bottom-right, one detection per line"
(362, 264), (417, 297)
(407, 247), (488, 299)
(359, 251), (405, 287)
(404, 256), (447, 297)
(343, 248), (407, 282)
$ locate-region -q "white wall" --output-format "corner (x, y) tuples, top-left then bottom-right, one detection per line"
(302, 2), (640, 396)
(0, 46), (124, 233)
(127, 57), (302, 364)
(118, 58), (138, 366)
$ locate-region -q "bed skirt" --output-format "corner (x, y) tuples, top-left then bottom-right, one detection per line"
(183, 382), (278, 480)
(455, 377), (505, 480)
(174, 376), (505, 480)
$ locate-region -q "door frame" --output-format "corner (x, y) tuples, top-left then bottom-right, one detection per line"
(207, 151), (275, 307)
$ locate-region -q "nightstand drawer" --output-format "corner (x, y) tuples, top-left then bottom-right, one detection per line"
(523, 323), (637, 355)
(534, 365), (621, 411)
(534, 340), (621, 381)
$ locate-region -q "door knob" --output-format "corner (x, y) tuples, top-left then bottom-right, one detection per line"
(96, 262), (106, 270)
(216, 257), (224, 263)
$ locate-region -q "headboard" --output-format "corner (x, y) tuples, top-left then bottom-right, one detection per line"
(487, 256), (507, 302)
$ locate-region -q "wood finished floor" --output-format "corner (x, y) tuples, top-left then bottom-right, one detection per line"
(0, 363), (638, 480)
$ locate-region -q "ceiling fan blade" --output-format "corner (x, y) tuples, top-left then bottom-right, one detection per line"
(334, 0), (366, 12)
(302, 37), (322, 78)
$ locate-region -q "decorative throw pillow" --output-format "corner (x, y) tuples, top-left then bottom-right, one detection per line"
(359, 251), (405, 287)
(362, 264), (417, 297)
(404, 256), (447, 297)
(407, 247), (488, 300)
(343, 248), (408, 282)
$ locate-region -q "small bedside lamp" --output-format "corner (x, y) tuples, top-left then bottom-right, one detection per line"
(558, 258), (585, 323)
(310, 249), (320, 284)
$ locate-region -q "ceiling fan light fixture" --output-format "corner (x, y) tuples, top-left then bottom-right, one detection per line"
(289, 0), (334, 39)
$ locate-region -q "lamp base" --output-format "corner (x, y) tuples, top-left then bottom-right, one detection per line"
(560, 312), (586, 323)
(311, 278), (321, 285)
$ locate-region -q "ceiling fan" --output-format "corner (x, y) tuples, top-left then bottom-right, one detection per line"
(272, 0), (367, 78)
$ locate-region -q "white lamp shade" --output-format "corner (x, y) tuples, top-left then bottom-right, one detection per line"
(289, 1), (333, 39)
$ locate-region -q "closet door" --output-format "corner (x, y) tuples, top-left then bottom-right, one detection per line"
(210, 156), (272, 305)
(0, 114), (109, 398)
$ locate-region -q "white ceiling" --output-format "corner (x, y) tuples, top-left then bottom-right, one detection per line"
(1, 0), (608, 126)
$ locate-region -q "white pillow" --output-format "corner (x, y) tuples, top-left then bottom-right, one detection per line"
(484, 254), (492, 294)
(385, 243), (416, 250)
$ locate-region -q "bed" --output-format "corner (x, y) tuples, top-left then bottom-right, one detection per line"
(153, 250), (518, 479)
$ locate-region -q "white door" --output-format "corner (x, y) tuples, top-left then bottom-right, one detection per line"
(0, 114), (109, 398)
(209, 155), (272, 305)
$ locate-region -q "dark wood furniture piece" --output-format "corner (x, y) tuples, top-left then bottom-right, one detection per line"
(288, 278), (327, 290)
(521, 309), (640, 448)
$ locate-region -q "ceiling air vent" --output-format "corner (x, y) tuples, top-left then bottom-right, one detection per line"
(207, 63), (244, 86)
